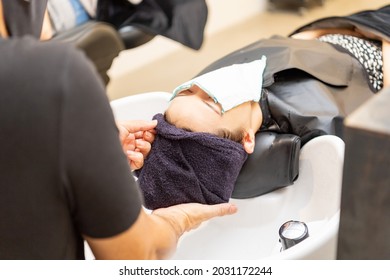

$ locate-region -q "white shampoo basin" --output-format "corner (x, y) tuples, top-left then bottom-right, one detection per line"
(110, 92), (344, 260)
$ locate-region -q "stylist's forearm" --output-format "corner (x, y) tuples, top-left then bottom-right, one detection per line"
(85, 202), (237, 260)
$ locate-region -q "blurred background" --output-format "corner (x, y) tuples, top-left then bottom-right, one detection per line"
(106, 0), (390, 100)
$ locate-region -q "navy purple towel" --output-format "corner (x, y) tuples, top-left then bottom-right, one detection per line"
(137, 113), (248, 209)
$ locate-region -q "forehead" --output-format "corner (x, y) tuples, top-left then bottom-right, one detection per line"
(165, 94), (251, 139)
(165, 96), (219, 133)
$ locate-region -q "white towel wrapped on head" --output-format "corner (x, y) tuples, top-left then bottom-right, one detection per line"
(172, 55), (267, 113)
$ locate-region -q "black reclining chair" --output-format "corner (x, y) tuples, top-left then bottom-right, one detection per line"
(2, 0), (155, 86)
(50, 0), (207, 85)
(51, 21), (155, 86)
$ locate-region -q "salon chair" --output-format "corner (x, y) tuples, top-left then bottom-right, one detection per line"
(51, 21), (155, 85)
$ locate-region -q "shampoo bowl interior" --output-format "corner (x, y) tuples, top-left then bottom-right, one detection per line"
(109, 92), (344, 260)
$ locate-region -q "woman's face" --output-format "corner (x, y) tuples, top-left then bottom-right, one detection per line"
(165, 85), (262, 142)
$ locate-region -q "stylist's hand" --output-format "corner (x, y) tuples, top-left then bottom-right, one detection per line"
(117, 119), (157, 170)
(85, 202), (237, 260)
(149, 202), (238, 259)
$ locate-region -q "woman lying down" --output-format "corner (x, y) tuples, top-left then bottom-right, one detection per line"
(135, 4), (390, 210)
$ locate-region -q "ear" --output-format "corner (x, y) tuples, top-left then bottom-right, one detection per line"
(242, 128), (255, 154)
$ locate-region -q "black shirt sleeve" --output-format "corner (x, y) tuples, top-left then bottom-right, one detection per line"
(60, 46), (143, 238)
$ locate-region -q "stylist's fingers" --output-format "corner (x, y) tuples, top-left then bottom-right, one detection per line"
(181, 202), (238, 220)
(127, 150), (144, 170)
(135, 139), (152, 157)
(152, 203), (237, 236)
(133, 129), (156, 140)
(119, 120), (157, 133)
(143, 130), (156, 143)
(123, 137), (152, 170)
(122, 133), (136, 151)
(186, 203), (238, 227)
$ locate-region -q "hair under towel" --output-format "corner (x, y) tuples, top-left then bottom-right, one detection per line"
(137, 113), (248, 210)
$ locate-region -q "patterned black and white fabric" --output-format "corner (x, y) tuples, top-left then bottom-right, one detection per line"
(318, 34), (383, 92)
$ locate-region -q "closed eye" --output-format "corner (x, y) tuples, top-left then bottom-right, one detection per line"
(203, 100), (222, 116)
(176, 88), (195, 97)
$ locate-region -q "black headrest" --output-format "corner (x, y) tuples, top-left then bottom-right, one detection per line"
(196, 52), (301, 198)
(232, 132), (301, 199)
